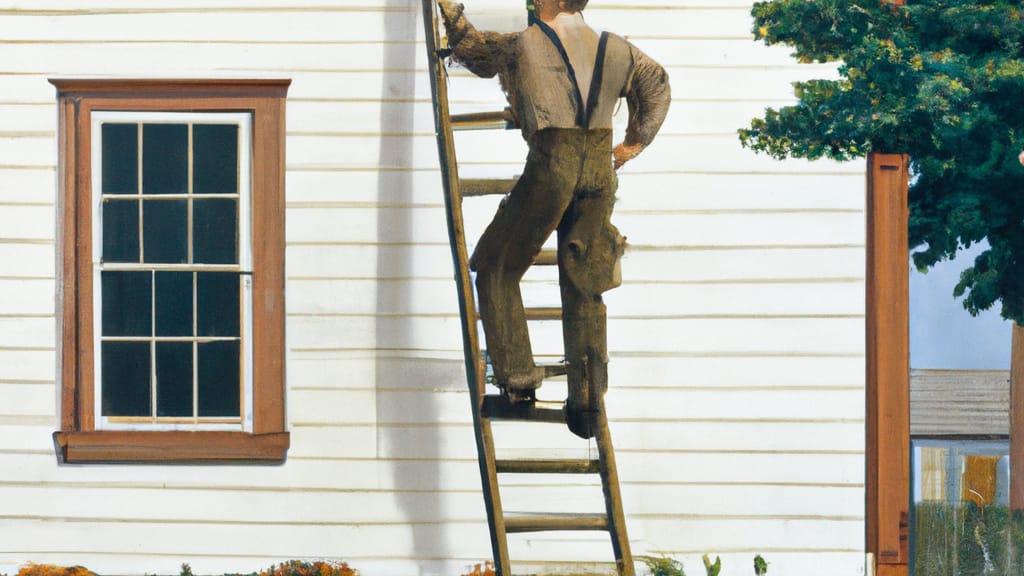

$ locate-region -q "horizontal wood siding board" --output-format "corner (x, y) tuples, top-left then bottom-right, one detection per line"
(284, 277), (865, 317)
(0, 517), (862, 559)
(288, 387), (866, 426)
(0, 449), (864, 492)
(286, 244), (865, 283)
(28, 480), (876, 524)
(285, 353), (866, 390)
(286, 315), (865, 355)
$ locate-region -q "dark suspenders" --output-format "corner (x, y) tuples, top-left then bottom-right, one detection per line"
(585, 32), (610, 127)
(534, 21), (609, 128)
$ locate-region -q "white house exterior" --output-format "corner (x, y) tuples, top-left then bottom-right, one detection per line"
(0, 1), (867, 575)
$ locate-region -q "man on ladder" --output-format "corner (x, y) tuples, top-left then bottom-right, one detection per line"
(438, 0), (670, 438)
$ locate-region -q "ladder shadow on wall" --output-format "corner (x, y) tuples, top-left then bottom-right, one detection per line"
(375, 0), (451, 565)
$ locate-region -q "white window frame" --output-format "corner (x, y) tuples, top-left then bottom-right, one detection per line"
(90, 111), (254, 432)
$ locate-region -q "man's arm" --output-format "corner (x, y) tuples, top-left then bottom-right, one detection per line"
(615, 44), (671, 169)
(438, 0), (516, 79)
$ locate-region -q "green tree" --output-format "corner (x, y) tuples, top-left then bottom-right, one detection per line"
(739, 0), (1024, 323)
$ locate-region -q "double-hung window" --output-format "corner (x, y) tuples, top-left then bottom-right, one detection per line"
(52, 79), (289, 463)
(95, 112), (254, 430)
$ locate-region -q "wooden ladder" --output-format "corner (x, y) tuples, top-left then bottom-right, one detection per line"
(421, 1), (634, 575)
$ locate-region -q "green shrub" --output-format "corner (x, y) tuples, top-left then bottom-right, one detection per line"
(701, 555), (720, 576)
(913, 502), (1024, 575)
(753, 555), (768, 576)
(639, 556), (685, 576)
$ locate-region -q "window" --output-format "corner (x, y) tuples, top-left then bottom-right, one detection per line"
(51, 79), (290, 463)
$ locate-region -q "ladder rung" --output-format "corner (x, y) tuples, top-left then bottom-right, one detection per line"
(496, 458), (600, 474)
(481, 395), (565, 423)
(460, 178), (517, 197)
(542, 362), (567, 378)
(525, 307), (561, 321)
(534, 249), (557, 266)
(505, 513), (609, 533)
(450, 109), (515, 131)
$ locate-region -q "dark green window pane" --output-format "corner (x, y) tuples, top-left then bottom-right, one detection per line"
(155, 271), (193, 337)
(197, 272), (240, 337)
(142, 124), (187, 195)
(143, 199), (188, 263)
(156, 342), (193, 417)
(102, 123), (138, 195)
(198, 340), (240, 417)
(101, 341), (151, 417)
(102, 199), (139, 263)
(194, 124), (238, 195)
(102, 271), (151, 337)
(193, 198), (238, 264)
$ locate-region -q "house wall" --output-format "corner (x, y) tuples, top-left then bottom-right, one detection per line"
(0, 1), (866, 575)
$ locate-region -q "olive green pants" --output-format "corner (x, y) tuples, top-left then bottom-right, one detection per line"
(470, 128), (624, 438)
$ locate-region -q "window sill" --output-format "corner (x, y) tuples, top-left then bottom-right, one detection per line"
(53, 430), (289, 463)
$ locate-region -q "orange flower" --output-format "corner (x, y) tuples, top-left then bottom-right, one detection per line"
(258, 560), (357, 576)
(460, 561), (495, 576)
(17, 564), (96, 576)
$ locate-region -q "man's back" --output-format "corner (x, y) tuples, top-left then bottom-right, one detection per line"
(544, 12), (599, 110)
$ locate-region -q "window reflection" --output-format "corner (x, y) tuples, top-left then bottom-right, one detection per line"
(911, 440), (1022, 575)
(909, 241), (1020, 575)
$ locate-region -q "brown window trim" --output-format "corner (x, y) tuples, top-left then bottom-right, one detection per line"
(50, 78), (290, 463)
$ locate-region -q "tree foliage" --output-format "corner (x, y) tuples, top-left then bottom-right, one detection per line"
(739, 0), (1024, 323)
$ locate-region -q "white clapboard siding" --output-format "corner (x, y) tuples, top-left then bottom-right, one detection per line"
(286, 98), (810, 137)
(0, 318), (55, 349)
(284, 354), (864, 393)
(286, 315), (863, 355)
(284, 243), (866, 284)
(282, 62), (841, 106)
(616, 173), (864, 210)
(0, 0), (867, 574)
(287, 203), (863, 246)
(0, 383), (56, 417)
(0, 244), (55, 278)
(0, 450), (863, 497)
(0, 279), (55, 314)
(0, 105), (56, 133)
(286, 277), (863, 317)
(0, 169), (55, 205)
(283, 420), (864, 461)
(290, 386), (864, 427)
(0, 136), (55, 169)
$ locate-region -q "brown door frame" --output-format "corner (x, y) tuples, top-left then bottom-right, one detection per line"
(865, 152), (910, 576)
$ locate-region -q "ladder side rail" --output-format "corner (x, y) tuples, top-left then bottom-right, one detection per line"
(594, 393), (634, 576)
(421, 0), (482, 404)
(421, 1), (511, 573)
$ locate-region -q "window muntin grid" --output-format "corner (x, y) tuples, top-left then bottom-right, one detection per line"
(90, 111), (254, 431)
